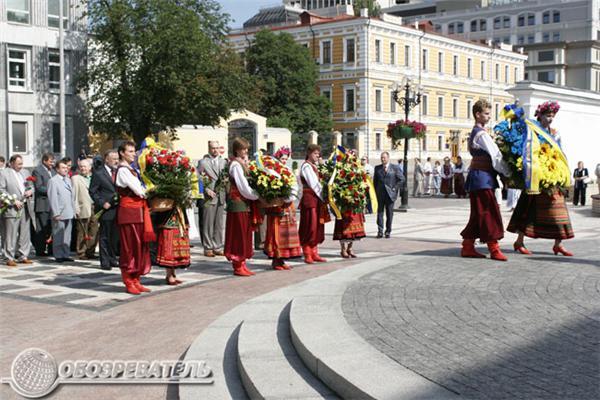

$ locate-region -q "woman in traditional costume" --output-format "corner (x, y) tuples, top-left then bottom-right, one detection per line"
(224, 138), (260, 276)
(116, 141), (155, 295)
(507, 101), (574, 256)
(333, 209), (366, 258)
(440, 157), (454, 198)
(155, 208), (190, 285)
(453, 156), (466, 198)
(263, 146), (302, 270)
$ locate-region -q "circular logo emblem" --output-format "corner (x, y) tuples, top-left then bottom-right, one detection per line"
(10, 348), (58, 398)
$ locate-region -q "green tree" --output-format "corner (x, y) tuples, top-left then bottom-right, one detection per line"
(244, 30), (333, 151)
(79, 0), (255, 144)
(353, 0), (381, 17)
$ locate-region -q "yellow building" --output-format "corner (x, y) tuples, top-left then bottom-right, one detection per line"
(229, 11), (527, 162)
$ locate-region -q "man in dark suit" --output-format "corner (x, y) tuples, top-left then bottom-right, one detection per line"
(373, 151), (405, 238)
(89, 150), (120, 270)
(572, 161), (589, 206)
(31, 153), (55, 256)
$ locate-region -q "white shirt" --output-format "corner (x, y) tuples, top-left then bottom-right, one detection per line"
(301, 162), (323, 201)
(471, 130), (510, 176)
(116, 166), (146, 198)
(229, 160), (258, 201)
(104, 164), (113, 177)
(423, 162), (432, 174)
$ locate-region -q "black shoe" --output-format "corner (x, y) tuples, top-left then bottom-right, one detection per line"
(55, 258), (64, 263)
(385, 233), (391, 238)
(100, 266), (112, 271)
(63, 257), (75, 262)
(36, 252), (48, 257)
(376, 233), (383, 238)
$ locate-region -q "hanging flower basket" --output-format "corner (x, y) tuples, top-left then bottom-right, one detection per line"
(387, 120), (427, 148)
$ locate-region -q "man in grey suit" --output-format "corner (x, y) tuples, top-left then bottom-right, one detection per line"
(198, 141), (227, 257)
(31, 152), (55, 256)
(48, 159), (76, 262)
(0, 155), (36, 266)
(373, 151), (405, 239)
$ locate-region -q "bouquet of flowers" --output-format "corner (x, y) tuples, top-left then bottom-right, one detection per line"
(143, 148), (197, 209)
(0, 192), (19, 214)
(495, 103), (570, 194)
(319, 148), (370, 215)
(25, 175), (36, 191)
(387, 119), (427, 148)
(247, 154), (296, 204)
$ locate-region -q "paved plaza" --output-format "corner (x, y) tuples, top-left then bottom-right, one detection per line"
(0, 197), (598, 399)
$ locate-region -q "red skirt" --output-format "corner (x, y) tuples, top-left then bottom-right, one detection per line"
(264, 206), (302, 259)
(333, 213), (366, 241)
(157, 227), (190, 268)
(119, 223), (151, 276)
(441, 178), (453, 195)
(507, 191), (574, 240)
(460, 189), (504, 242)
(299, 206), (325, 247)
(454, 174), (466, 197)
(224, 211), (254, 262)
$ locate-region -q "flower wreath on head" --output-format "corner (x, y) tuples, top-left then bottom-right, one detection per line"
(273, 146), (291, 160)
(534, 100), (560, 118)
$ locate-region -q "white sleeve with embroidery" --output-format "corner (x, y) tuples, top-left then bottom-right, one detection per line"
(230, 161), (258, 201)
(474, 132), (510, 177)
(116, 168), (146, 198)
(301, 163), (323, 201)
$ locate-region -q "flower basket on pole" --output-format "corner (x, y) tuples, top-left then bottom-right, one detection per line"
(387, 120), (427, 148)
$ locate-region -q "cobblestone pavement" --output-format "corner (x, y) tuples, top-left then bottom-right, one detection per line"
(343, 238), (600, 400)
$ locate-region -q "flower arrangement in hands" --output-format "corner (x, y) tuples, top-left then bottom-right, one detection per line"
(247, 154), (296, 204)
(143, 148), (196, 208)
(0, 192), (19, 214)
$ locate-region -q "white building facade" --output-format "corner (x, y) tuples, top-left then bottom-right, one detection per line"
(0, 0), (87, 167)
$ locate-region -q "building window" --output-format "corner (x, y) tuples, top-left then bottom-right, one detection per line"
(422, 49), (428, 70)
(49, 50), (61, 90)
(524, 71), (529, 80)
(538, 71), (555, 83)
(52, 122), (61, 153)
(404, 45), (410, 66)
(422, 95), (428, 115)
(495, 63), (500, 81)
(375, 89), (382, 112)
(553, 11), (560, 23)
(390, 42), (396, 65)
(438, 52), (443, 72)
(517, 35), (525, 45)
(503, 37), (510, 44)
(375, 39), (381, 63)
(466, 100), (472, 119)
(493, 17), (501, 29)
(467, 58), (472, 78)
(437, 135), (444, 151)
(437, 96), (444, 117)
(453, 55), (458, 76)
(527, 34), (535, 44)
(543, 32), (550, 43)
(7, 0), (30, 24)
(321, 88), (331, 102)
(344, 38), (355, 63)
(434, 24), (441, 33)
(495, 103), (499, 120)
(480, 60), (485, 80)
(375, 132), (382, 151)
(344, 88), (355, 111)
(390, 91), (396, 113)
(48, 0), (69, 29)
(11, 121), (28, 153)
(321, 40), (332, 64)
(8, 49), (29, 90)
(457, 22), (464, 33)
(514, 67), (519, 81)
(552, 32), (560, 42)
(480, 19), (487, 31)
(452, 98), (458, 118)
(343, 132), (356, 149)
(542, 11), (550, 24)
(448, 23), (455, 34)
(505, 65), (509, 83)
(538, 50), (554, 62)
(470, 20), (477, 32)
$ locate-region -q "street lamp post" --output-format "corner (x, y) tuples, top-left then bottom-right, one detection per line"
(392, 78), (422, 210)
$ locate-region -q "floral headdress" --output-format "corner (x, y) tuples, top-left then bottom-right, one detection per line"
(273, 146), (291, 160)
(534, 100), (560, 118)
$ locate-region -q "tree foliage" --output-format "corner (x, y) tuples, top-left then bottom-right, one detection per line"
(353, 0), (381, 17)
(79, 0), (255, 144)
(244, 30), (333, 151)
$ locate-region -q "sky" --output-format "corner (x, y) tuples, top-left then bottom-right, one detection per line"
(218, 0), (280, 29)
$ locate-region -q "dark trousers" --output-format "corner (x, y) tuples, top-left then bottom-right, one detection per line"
(32, 212), (52, 256)
(377, 200), (394, 235)
(573, 186), (586, 206)
(99, 217), (120, 269)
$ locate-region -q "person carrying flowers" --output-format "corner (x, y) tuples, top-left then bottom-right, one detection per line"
(262, 146), (302, 270)
(460, 99), (511, 261)
(506, 100), (574, 256)
(224, 137), (261, 276)
(299, 144), (330, 264)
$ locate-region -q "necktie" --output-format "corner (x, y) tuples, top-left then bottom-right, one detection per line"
(384, 165), (388, 174)
(111, 169), (117, 183)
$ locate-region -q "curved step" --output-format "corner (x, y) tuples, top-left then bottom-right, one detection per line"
(237, 301), (338, 399)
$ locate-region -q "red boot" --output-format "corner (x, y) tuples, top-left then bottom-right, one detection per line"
(487, 241), (508, 261)
(461, 239), (486, 258)
(132, 276), (151, 293)
(120, 270), (141, 295)
(312, 247), (327, 263)
(303, 246), (314, 264)
(233, 261), (252, 277)
(241, 261), (255, 275)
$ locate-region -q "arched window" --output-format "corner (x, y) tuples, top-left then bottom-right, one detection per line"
(448, 22), (463, 34)
(517, 13), (534, 27)
(543, 10), (560, 24)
